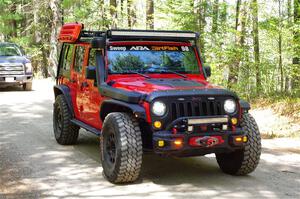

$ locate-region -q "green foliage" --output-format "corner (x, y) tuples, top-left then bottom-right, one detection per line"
(112, 54), (144, 72)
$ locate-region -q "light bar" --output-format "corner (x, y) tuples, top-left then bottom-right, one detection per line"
(110, 30), (197, 39)
(188, 117), (228, 125)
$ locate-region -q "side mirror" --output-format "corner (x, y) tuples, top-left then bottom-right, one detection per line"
(86, 66), (97, 85)
(204, 65), (211, 78)
(91, 37), (106, 49)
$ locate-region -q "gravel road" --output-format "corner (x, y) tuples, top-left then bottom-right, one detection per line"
(0, 79), (299, 199)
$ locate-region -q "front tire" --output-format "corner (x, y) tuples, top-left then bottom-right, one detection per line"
(216, 113), (261, 175)
(100, 112), (143, 184)
(53, 95), (79, 145)
(23, 82), (32, 91)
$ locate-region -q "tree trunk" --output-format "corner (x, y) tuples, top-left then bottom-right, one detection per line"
(278, 0), (284, 92)
(228, 0), (242, 88)
(110, 0), (117, 28)
(146, 0), (154, 29)
(194, 0), (207, 63)
(33, 0), (41, 44)
(49, 0), (62, 78)
(9, 4), (18, 38)
(252, 0), (262, 94)
(292, 0), (300, 92)
(235, 0), (241, 32)
(212, 0), (219, 34)
(127, 0), (135, 28)
(285, 0), (292, 92)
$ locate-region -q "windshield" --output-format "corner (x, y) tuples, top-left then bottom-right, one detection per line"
(107, 45), (200, 74)
(0, 44), (23, 56)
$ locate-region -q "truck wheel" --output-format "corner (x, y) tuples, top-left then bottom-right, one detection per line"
(53, 95), (79, 145)
(100, 112), (143, 184)
(216, 113), (261, 175)
(23, 82), (32, 91)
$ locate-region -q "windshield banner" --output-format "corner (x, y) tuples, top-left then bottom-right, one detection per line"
(109, 46), (190, 52)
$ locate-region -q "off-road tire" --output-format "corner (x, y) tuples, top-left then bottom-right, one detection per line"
(53, 95), (79, 145)
(23, 82), (32, 91)
(216, 113), (261, 175)
(100, 112), (143, 184)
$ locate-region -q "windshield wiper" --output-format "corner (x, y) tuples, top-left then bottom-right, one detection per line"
(124, 70), (150, 79)
(160, 70), (187, 78)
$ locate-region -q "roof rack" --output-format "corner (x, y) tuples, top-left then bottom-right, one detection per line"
(58, 22), (199, 43)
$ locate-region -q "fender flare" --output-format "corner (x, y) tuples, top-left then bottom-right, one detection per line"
(100, 99), (146, 121)
(53, 85), (74, 117)
(239, 99), (251, 112)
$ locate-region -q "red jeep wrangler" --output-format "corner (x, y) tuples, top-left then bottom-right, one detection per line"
(53, 23), (261, 184)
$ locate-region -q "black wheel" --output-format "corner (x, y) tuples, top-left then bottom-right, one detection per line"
(216, 113), (261, 175)
(23, 82), (32, 91)
(53, 95), (79, 145)
(100, 112), (143, 184)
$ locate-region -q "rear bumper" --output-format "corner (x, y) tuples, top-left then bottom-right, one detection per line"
(0, 75), (32, 87)
(152, 116), (245, 157)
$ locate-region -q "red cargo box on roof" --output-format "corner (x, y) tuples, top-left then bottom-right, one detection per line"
(58, 23), (83, 43)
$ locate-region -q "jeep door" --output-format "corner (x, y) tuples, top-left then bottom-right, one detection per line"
(79, 48), (102, 129)
(72, 44), (91, 123)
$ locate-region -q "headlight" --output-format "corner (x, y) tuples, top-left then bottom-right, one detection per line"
(152, 101), (166, 116)
(224, 99), (236, 114)
(25, 63), (32, 73)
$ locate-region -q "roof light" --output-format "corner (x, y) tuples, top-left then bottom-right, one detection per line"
(110, 30), (197, 39)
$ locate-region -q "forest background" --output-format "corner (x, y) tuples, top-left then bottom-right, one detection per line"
(0, 0), (299, 102)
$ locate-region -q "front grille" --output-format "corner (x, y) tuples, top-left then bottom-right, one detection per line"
(170, 98), (225, 121)
(0, 64), (24, 75)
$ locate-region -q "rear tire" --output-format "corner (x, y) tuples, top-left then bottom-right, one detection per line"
(23, 82), (32, 91)
(53, 95), (79, 145)
(216, 113), (261, 175)
(100, 112), (143, 184)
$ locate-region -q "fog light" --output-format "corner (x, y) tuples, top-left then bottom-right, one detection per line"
(153, 121), (162, 129)
(235, 137), (242, 142)
(174, 139), (183, 146)
(158, 140), (165, 147)
(231, 118), (238, 125)
(243, 136), (248, 142)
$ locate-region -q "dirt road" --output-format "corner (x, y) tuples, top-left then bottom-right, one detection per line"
(0, 79), (299, 199)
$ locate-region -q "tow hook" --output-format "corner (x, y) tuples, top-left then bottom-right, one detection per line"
(189, 136), (224, 147)
(198, 136), (219, 147)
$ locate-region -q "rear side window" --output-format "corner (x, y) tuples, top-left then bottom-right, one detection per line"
(74, 46), (85, 72)
(88, 49), (97, 66)
(59, 44), (74, 77)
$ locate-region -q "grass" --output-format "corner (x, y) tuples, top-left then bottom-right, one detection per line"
(251, 96), (300, 139)
(251, 97), (300, 122)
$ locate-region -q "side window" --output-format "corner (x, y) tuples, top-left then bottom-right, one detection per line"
(59, 44), (74, 78)
(88, 49), (97, 66)
(74, 46), (85, 73)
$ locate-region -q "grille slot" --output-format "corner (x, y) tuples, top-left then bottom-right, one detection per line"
(170, 99), (224, 120)
(0, 64), (24, 75)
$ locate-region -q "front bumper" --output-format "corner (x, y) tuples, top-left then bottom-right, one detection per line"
(152, 116), (246, 157)
(0, 75), (32, 87)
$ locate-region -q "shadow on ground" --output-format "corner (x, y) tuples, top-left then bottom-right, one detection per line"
(0, 79), (299, 198)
